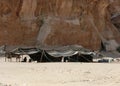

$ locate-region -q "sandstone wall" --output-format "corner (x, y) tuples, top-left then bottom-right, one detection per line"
(0, 0), (120, 50)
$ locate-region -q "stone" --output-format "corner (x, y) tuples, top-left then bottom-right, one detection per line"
(0, 0), (120, 50)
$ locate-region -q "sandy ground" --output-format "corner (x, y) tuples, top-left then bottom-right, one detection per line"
(0, 57), (120, 86)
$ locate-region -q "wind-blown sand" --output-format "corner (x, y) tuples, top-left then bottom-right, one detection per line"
(0, 57), (120, 86)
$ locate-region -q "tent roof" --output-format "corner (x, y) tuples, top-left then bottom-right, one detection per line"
(39, 45), (85, 51)
(6, 45), (94, 57)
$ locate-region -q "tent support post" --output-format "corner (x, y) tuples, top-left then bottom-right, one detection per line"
(40, 50), (44, 62)
(61, 56), (64, 62)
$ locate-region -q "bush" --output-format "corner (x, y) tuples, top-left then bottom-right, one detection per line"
(116, 46), (120, 53)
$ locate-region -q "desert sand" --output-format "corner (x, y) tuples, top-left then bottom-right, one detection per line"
(0, 57), (120, 86)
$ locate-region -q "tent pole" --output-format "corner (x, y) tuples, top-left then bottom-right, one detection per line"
(61, 56), (64, 62)
(40, 50), (44, 62)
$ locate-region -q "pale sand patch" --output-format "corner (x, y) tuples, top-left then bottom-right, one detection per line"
(0, 57), (120, 86)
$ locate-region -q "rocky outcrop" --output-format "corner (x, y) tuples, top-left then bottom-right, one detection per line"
(0, 0), (120, 50)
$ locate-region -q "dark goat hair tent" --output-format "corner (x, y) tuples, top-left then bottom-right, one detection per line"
(78, 54), (93, 62)
(42, 51), (61, 62)
(29, 51), (61, 62)
(66, 54), (93, 62)
(29, 51), (93, 62)
(29, 52), (42, 62)
(9, 45), (93, 62)
(16, 48), (61, 62)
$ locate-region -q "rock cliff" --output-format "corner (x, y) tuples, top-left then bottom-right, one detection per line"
(0, 0), (120, 50)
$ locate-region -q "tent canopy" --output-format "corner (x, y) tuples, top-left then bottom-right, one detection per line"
(6, 45), (93, 57)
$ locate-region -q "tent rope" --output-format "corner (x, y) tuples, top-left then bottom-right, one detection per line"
(80, 54), (93, 62)
(43, 50), (53, 62)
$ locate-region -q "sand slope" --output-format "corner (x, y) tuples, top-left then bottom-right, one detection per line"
(0, 58), (120, 86)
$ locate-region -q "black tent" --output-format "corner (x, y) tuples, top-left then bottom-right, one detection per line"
(9, 45), (94, 63)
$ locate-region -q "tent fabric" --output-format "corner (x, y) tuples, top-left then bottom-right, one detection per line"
(4, 45), (94, 62)
(47, 50), (78, 57)
(39, 45), (83, 51)
(10, 45), (83, 56)
(0, 45), (6, 55)
(11, 48), (41, 55)
(44, 45), (83, 57)
(15, 51), (40, 55)
(7, 45), (93, 57)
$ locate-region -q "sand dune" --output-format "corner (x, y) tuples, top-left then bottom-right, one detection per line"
(0, 57), (120, 86)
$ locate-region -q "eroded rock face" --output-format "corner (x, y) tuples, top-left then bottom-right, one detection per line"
(109, 0), (120, 32)
(0, 0), (120, 50)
